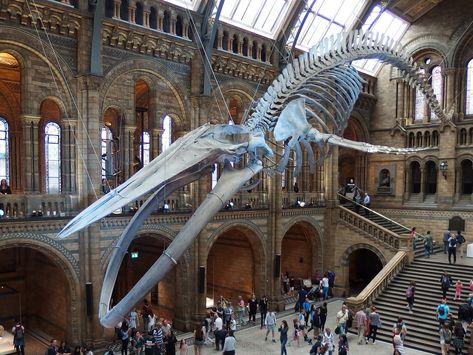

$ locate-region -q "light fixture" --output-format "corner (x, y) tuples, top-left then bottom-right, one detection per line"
(439, 161), (448, 179)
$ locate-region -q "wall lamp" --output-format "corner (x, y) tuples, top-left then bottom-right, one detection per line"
(439, 161), (448, 179)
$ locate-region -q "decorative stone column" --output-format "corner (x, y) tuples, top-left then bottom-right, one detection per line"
(123, 125), (137, 180)
(170, 10), (177, 35)
(113, 0), (121, 19)
(396, 80), (405, 120)
(62, 120), (78, 194)
(217, 30), (223, 50)
(151, 128), (163, 158)
(128, 4), (136, 23)
(22, 115), (41, 193)
(143, 9), (150, 27)
(157, 9), (164, 31)
(444, 68), (456, 112)
(238, 35), (243, 55)
(183, 18), (189, 38)
(257, 44), (262, 61)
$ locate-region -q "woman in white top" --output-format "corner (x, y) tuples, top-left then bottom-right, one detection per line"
(322, 328), (334, 354)
(222, 330), (236, 355)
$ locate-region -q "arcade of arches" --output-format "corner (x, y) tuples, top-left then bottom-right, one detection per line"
(2, 0), (473, 350)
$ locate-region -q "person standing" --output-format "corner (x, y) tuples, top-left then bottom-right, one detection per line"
(278, 320), (288, 355)
(454, 280), (463, 301)
(322, 328), (334, 354)
(452, 321), (466, 355)
(141, 299), (153, 333)
(128, 308), (139, 336)
(338, 334), (349, 355)
(319, 302), (328, 331)
(439, 324), (452, 355)
(264, 310), (277, 342)
(321, 274), (330, 300)
(424, 231), (433, 258)
(448, 233), (458, 264)
(247, 293), (258, 325)
(222, 330), (236, 355)
(46, 339), (58, 355)
(193, 326), (204, 355)
(259, 295), (269, 329)
(354, 308), (367, 345)
(405, 281), (416, 314)
(456, 231), (466, 258)
(440, 271), (453, 298)
(363, 193), (371, 216)
(336, 304), (349, 335)
(366, 306), (381, 344)
(443, 230), (451, 254)
(236, 296), (245, 326)
(12, 320), (25, 355)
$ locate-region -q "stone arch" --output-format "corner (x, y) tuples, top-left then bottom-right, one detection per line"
(38, 96), (68, 119)
(404, 35), (450, 65)
(281, 216), (323, 258)
(205, 221), (267, 300)
(0, 234), (81, 343)
(100, 59), (188, 124)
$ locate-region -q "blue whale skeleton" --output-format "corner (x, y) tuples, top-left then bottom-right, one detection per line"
(58, 30), (445, 327)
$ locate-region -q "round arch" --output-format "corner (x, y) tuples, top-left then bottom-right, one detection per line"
(0, 236), (81, 344)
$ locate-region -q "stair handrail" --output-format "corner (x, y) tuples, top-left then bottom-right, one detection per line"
(337, 193), (424, 240)
(345, 250), (409, 315)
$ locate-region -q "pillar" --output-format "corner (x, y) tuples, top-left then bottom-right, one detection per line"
(123, 125), (137, 180)
(22, 115), (41, 193)
(113, 0), (121, 19)
(128, 4), (136, 23)
(170, 11), (177, 35)
(143, 10), (150, 27)
(157, 9), (164, 31)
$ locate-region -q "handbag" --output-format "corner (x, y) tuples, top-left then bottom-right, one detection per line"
(335, 325), (341, 335)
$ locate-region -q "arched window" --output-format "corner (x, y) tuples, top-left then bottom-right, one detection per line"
(176, 16), (183, 36)
(105, 0), (114, 17)
(432, 130), (439, 146)
(141, 131), (150, 166)
(162, 115), (172, 152)
(461, 160), (473, 194)
(101, 126), (114, 179)
(430, 66), (442, 120)
(469, 128), (473, 145)
(45, 122), (61, 194)
(414, 69), (426, 121)
(252, 40), (257, 59)
(425, 161), (437, 194)
(410, 161), (421, 193)
(424, 131), (431, 147)
(408, 132), (415, 147)
(261, 44), (267, 62)
(242, 37), (249, 57)
(163, 10), (171, 33)
(120, 0), (129, 21)
(416, 132), (422, 147)
(466, 59), (473, 115)
(0, 118), (9, 182)
(150, 7), (157, 29)
(232, 34), (239, 54)
(211, 164), (218, 189)
(222, 31), (229, 51)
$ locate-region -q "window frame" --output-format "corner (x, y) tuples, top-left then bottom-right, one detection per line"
(45, 121), (61, 194)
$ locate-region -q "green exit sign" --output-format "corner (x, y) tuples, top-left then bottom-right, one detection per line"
(131, 251), (139, 259)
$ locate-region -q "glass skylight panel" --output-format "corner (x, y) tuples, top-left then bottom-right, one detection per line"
(215, 0), (295, 38)
(294, 0), (367, 51)
(162, 0), (202, 11)
(353, 5), (409, 75)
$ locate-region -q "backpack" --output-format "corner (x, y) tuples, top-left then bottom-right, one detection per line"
(442, 276), (450, 288)
(346, 311), (353, 328)
(438, 305), (446, 316)
(13, 325), (24, 339)
(406, 286), (413, 297)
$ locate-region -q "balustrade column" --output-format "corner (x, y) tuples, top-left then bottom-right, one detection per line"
(61, 0), (71, 4)
(128, 4), (136, 23)
(257, 44), (262, 61)
(217, 30), (223, 49)
(264, 47), (270, 63)
(113, 0), (121, 19)
(63, 121), (77, 193)
(229, 35), (235, 53)
(403, 83), (411, 120)
(22, 115), (41, 192)
(238, 35), (243, 55)
(183, 18), (189, 38)
(143, 10), (150, 27)
(151, 128), (163, 158)
(157, 10), (164, 31)
(170, 11), (177, 35)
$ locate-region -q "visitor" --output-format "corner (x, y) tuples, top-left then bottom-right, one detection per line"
(454, 279), (463, 300)
(354, 307), (367, 344)
(336, 304), (349, 335)
(57, 341), (71, 355)
(327, 270), (336, 297)
(366, 306), (381, 344)
(247, 293), (258, 325)
(0, 179), (11, 194)
(424, 230), (433, 258)
(306, 304), (321, 339)
(236, 296), (245, 326)
(46, 339), (58, 355)
(141, 299), (153, 333)
(72, 346), (82, 355)
(319, 302), (328, 331)
(133, 331), (145, 355)
(405, 281), (416, 314)
(322, 328), (334, 354)
(392, 328), (405, 355)
(392, 317), (407, 341)
(457, 301), (473, 331)
(437, 298), (450, 329)
(193, 326), (204, 355)
(178, 339), (188, 355)
(353, 189), (362, 213)
(222, 330), (236, 355)
(443, 230), (452, 254)
(12, 320), (25, 355)
(439, 323), (452, 355)
(321, 274), (330, 300)
(452, 321), (465, 355)
(338, 334), (349, 355)
(259, 295), (269, 329)
(164, 330), (177, 355)
(448, 233), (458, 264)
(363, 193), (371, 216)
(410, 227), (417, 251)
(128, 308), (139, 336)
(456, 231), (466, 258)
(152, 322), (164, 354)
(291, 318), (300, 347)
(440, 271), (453, 298)
(278, 320), (289, 355)
(264, 309), (277, 342)
(223, 302), (234, 330)
(119, 320), (130, 355)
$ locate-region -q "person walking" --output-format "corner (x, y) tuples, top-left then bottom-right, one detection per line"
(363, 193), (371, 216)
(456, 231), (466, 258)
(319, 302), (328, 331)
(247, 293), (258, 325)
(452, 321), (466, 355)
(448, 233), (458, 264)
(264, 310), (277, 343)
(440, 271), (453, 298)
(443, 230), (451, 254)
(322, 328), (334, 354)
(439, 323), (452, 355)
(338, 334), (349, 355)
(410, 227), (417, 251)
(366, 306), (381, 344)
(336, 304), (349, 335)
(454, 280), (463, 300)
(424, 231), (433, 258)
(405, 281), (416, 314)
(278, 320), (288, 355)
(437, 298), (450, 329)
(259, 295), (269, 329)
(222, 330), (236, 355)
(236, 296), (245, 326)
(12, 320), (25, 355)
(354, 308), (367, 345)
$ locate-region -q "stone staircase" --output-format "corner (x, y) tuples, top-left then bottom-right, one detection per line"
(372, 258), (472, 354)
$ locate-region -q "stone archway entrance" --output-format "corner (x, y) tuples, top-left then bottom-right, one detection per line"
(0, 247), (72, 342)
(206, 228), (263, 305)
(348, 249), (383, 294)
(281, 223), (315, 293)
(113, 234), (176, 322)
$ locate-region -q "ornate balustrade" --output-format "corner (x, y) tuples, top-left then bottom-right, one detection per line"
(345, 250), (409, 315)
(338, 205), (411, 251)
(282, 192), (326, 208)
(0, 194), (78, 218)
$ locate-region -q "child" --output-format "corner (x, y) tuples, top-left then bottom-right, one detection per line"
(178, 339), (188, 355)
(292, 319), (300, 347)
(455, 280), (463, 300)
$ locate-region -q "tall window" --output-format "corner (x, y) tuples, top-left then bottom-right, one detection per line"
(0, 118), (9, 182)
(212, 164), (218, 189)
(141, 131), (150, 166)
(162, 115), (172, 152)
(466, 59), (473, 115)
(414, 69), (426, 121)
(101, 126), (114, 178)
(430, 66), (442, 120)
(45, 122), (61, 194)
